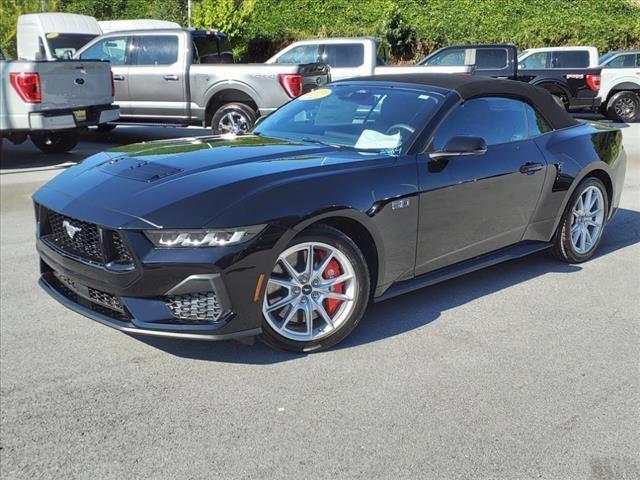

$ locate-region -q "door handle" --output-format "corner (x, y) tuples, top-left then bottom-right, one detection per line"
(519, 162), (544, 175)
(113, 74), (125, 81)
(164, 74), (179, 81)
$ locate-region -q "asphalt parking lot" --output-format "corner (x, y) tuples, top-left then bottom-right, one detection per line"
(1, 123), (639, 479)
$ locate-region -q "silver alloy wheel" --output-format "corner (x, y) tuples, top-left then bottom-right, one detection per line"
(614, 96), (637, 120)
(218, 110), (250, 134)
(262, 241), (357, 342)
(570, 185), (605, 255)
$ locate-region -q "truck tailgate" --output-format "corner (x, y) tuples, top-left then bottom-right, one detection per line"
(38, 60), (112, 109)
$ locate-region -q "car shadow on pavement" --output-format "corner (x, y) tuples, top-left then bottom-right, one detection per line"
(134, 207), (640, 364)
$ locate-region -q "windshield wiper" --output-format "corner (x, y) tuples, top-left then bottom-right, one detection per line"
(300, 137), (344, 149)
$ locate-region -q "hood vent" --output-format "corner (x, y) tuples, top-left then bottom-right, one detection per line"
(100, 156), (183, 182)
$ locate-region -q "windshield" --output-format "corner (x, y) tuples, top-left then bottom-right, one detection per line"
(253, 85), (443, 153)
(46, 33), (98, 59)
(598, 51), (618, 65)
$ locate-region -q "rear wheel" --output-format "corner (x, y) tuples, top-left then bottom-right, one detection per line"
(552, 177), (608, 263)
(210, 102), (257, 135)
(606, 91), (640, 123)
(260, 226), (370, 352)
(30, 131), (79, 154)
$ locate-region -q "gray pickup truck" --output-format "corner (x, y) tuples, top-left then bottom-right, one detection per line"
(0, 56), (119, 154)
(75, 29), (330, 134)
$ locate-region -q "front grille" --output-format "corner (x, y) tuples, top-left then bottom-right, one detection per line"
(88, 287), (124, 313)
(50, 271), (129, 321)
(111, 231), (133, 263)
(164, 292), (223, 323)
(40, 208), (134, 266)
(47, 211), (103, 263)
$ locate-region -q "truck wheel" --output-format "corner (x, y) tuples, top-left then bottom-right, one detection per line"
(606, 91), (640, 123)
(96, 124), (117, 133)
(30, 131), (79, 154)
(211, 103), (257, 135)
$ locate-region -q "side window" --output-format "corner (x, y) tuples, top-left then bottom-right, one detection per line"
(79, 37), (128, 65)
(606, 54), (636, 68)
(637, 54), (640, 67)
(524, 104), (552, 136)
(520, 52), (548, 69)
(275, 45), (321, 64)
(553, 51), (589, 68)
(431, 97), (529, 150)
(426, 48), (466, 66)
(134, 36), (179, 65)
(475, 48), (508, 69)
(322, 44), (364, 67)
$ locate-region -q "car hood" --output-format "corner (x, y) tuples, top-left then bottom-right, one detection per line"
(33, 134), (372, 229)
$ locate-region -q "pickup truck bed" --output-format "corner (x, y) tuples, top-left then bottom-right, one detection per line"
(419, 44), (602, 112)
(75, 29), (330, 135)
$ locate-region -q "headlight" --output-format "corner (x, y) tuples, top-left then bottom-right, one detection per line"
(144, 225), (265, 247)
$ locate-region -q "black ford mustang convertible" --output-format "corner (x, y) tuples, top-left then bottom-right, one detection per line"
(34, 74), (626, 352)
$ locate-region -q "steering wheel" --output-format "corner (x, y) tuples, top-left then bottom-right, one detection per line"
(385, 123), (415, 136)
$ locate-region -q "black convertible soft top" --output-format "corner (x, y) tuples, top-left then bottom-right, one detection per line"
(344, 73), (579, 130)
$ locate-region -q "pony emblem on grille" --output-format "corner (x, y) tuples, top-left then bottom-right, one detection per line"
(62, 220), (82, 239)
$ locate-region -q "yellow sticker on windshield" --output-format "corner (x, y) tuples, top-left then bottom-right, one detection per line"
(298, 88), (332, 101)
(46, 32), (60, 39)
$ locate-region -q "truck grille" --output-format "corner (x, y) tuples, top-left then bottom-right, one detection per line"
(164, 292), (223, 323)
(40, 208), (134, 266)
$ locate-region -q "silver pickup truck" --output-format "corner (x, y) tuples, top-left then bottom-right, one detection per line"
(75, 29), (330, 134)
(0, 57), (119, 154)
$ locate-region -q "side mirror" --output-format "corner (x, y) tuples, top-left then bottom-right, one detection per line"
(430, 136), (487, 159)
(62, 50), (73, 60)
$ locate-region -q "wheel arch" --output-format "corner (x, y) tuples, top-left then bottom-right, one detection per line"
(204, 88), (260, 127)
(550, 165), (615, 237)
(532, 80), (571, 105)
(607, 82), (640, 100)
(272, 210), (385, 294)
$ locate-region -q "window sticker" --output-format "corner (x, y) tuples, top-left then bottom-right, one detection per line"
(298, 88), (332, 101)
(354, 129), (401, 150)
(46, 32), (60, 39)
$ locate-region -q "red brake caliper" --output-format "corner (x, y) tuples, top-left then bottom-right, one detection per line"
(317, 250), (344, 316)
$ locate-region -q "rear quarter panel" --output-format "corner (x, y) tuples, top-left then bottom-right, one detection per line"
(190, 64), (301, 116)
(524, 122), (625, 241)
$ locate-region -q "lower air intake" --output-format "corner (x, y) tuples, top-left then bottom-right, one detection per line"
(164, 292), (223, 323)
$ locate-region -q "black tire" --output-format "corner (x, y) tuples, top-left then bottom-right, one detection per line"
(30, 131), (79, 154)
(259, 225), (371, 353)
(96, 123), (117, 133)
(552, 177), (609, 263)
(606, 91), (640, 123)
(210, 102), (257, 135)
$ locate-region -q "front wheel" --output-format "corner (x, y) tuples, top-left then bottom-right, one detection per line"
(30, 131), (79, 154)
(260, 225), (370, 352)
(606, 91), (640, 123)
(210, 102), (257, 135)
(552, 177), (609, 263)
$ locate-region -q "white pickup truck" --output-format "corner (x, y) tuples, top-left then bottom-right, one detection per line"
(266, 37), (472, 81)
(0, 57), (119, 153)
(597, 50), (640, 122)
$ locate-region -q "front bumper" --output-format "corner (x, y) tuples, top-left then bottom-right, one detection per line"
(35, 205), (276, 340)
(39, 276), (260, 340)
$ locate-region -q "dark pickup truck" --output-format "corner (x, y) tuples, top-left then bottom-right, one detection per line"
(419, 44), (601, 112)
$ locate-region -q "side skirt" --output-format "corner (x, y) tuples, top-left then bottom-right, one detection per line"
(374, 241), (553, 303)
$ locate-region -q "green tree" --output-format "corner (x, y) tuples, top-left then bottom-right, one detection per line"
(192, 0), (256, 55)
(1, 0), (59, 57)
